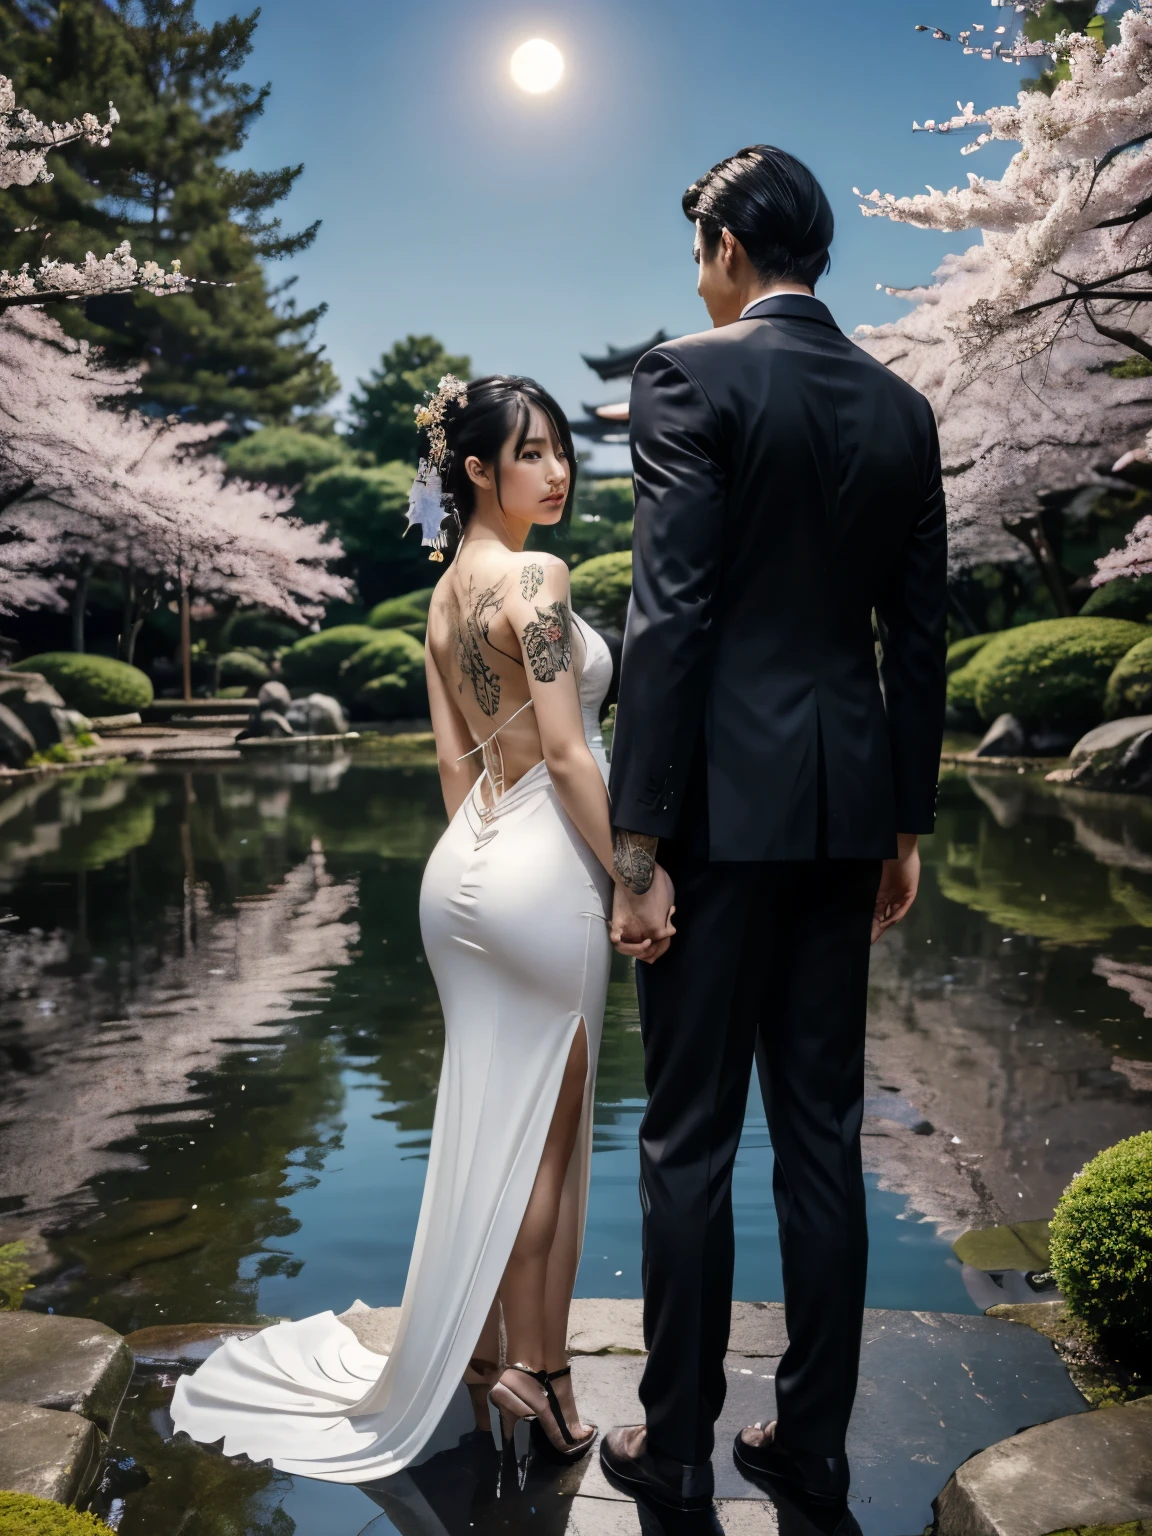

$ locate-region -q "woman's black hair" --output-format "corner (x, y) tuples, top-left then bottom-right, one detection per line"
(683, 144), (834, 289)
(428, 375), (577, 549)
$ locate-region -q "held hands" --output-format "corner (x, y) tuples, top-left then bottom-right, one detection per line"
(872, 832), (921, 944)
(611, 864), (677, 965)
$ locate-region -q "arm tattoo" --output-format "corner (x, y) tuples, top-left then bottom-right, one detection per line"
(454, 580), (506, 716)
(520, 562), (545, 601)
(613, 829), (658, 894)
(522, 600), (572, 682)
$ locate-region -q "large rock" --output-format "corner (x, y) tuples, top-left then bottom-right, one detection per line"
(256, 679), (291, 713)
(286, 692), (348, 736)
(0, 700), (37, 768)
(0, 1312), (132, 1430)
(975, 714), (1028, 758)
(0, 670), (75, 760)
(935, 1396), (1152, 1536)
(0, 1400), (104, 1504)
(1060, 715), (1152, 791)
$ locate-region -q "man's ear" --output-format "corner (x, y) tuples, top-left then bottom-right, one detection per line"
(720, 228), (738, 268)
(464, 455), (491, 490)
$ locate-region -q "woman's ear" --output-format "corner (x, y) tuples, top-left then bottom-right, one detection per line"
(464, 455), (491, 491)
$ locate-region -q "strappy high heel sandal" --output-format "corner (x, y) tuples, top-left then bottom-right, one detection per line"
(488, 1363), (597, 1465)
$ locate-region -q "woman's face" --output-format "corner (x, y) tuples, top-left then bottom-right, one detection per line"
(467, 401), (570, 527)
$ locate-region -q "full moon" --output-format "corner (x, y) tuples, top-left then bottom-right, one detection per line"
(510, 39), (564, 94)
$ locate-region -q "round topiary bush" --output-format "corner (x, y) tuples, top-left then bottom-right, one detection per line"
(1079, 574), (1152, 623)
(0, 1491), (115, 1534)
(1049, 1131), (1152, 1360)
(947, 633), (996, 674)
(280, 626), (379, 691)
(965, 618), (1150, 731)
(217, 650), (270, 691)
(339, 630), (425, 695)
(1105, 635), (1152, 719)
(11, 653), (153, 717)
(368, 588), (435, 630)
(946, 662), (983, 727)
(570, 550), (632, 632)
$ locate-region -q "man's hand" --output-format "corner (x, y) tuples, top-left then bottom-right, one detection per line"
(611, 864), (677, 964)
(872, 832), (920, 944)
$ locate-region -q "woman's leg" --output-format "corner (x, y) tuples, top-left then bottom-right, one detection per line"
(497, 1021), (591, 1439)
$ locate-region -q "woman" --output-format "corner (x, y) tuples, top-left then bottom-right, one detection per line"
(170, 375), (652, 1482)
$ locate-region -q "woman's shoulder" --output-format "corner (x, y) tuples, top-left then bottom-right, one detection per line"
(506, 552), (570, 603)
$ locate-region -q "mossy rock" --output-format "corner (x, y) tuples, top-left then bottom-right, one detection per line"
(569, 550), (632, 632)
(947, 633), (996, 674)
(1105, 635), (1152, 718)
(963, 619), (1150, 730)
(1045, 1522), (1152, 1536)
(0, 1492), (115, 1534)
(11, 654), (152, 717)
(216, 650), (270, 690)
(1050, 1131), (1152, 1358)
(355, 672), (429, 720)
(339, 630), (425, 695)
(279, 625), (379, 691)
(1080, 575), (1152, 623)
(368, 588), (434, 630)
(953, 1220), (1051, 1271)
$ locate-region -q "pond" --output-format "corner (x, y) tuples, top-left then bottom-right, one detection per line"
(0, 744), (1149, 1534)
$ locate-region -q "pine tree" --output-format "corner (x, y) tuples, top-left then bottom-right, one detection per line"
(0, 0), (336, 422)
(348, 335), (472, 464)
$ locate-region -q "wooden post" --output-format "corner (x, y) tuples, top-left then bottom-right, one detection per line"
(180, 583), (192, 701)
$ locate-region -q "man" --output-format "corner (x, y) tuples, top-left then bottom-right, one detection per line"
(601, 146), (947, 1518)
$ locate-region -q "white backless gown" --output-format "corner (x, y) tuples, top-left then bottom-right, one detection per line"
(170, 615), (615, 1484)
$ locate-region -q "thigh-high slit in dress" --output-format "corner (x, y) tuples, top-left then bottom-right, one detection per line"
(169, 615), (614, 1484)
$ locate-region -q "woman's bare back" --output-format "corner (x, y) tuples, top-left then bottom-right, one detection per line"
(427, 546), (587, 791)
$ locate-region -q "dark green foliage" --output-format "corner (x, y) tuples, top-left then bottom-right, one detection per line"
(217, 650), (270, 691)
(339, 630), (424, 695)
(966, 618), (1150, 730)
(368, 588), (435, 630)
(340, 629), (427, 717)
(219, 610), (301, 652)
(569, 550), (632, 632)
(222, 427), (354, 488)
(532, 476), (634, 566)
(348, 336), (472, 464)
(0, 0), (336, 422)
(1050, 1132), (1152, 1358)
(12, 652), (153, 715)
(293, 461), (428, 608)
(279, 626), (379, 691)
(946, 663), (983, 726)
(1105, 636), (1152, 718)
(1080, 576), (1152, 623)
(946, 633), (996, 675)
(0, 1491), (115, 1533)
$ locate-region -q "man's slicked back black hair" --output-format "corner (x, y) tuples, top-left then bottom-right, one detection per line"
(683, 145), (834, 289)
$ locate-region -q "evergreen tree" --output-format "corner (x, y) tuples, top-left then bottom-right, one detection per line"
(348, 335), (471, 463)
(0, 0), (336, 422)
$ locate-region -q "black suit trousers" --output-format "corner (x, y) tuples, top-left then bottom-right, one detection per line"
(635, 848), (880, 1466)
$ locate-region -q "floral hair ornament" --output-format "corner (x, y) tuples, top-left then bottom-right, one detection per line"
(406, 374), (469, 562)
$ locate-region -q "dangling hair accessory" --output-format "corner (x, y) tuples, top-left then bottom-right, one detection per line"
(406, 374), (469, 561)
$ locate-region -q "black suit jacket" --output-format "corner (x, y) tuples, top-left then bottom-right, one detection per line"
(608, 294), (947, 863)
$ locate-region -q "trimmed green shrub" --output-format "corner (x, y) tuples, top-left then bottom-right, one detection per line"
(1105, 635), (1152, 718)
(217, 650), (270, 691)
(947, 633), (995, 674)
(356, 673), (428, 719)
(220, 609), (301, 651)
(965, 619), (1150, 730)
(0, 1492), (115, 1533)
(1049, 1132), (1152, 1359)
(368, 587), (435, 630)
(280, 626), (379, 691)
(12, 653), (152, 716)
(1080, 574), (1152, 623)
(339, 630), (425, 694)
(569, 550), (632, 631)
(947, 663), (983, 728)
(221, 425), (353, 487)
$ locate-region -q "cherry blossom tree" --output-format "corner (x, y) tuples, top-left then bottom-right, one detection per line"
(854, 2), (1152, 575)
(0, 74), (183, 308)
(0, 308), (349, 655)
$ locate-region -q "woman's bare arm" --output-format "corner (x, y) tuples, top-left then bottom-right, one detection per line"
(504, 557), (615, 877)
(426, 638), (482, 819)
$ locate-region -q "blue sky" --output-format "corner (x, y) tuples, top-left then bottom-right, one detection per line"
(200, 0), (1028, 463)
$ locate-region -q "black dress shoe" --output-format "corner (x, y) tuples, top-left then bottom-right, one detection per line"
(600, 1426), (714, 1512)
(732, 1421), (849, 1506)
